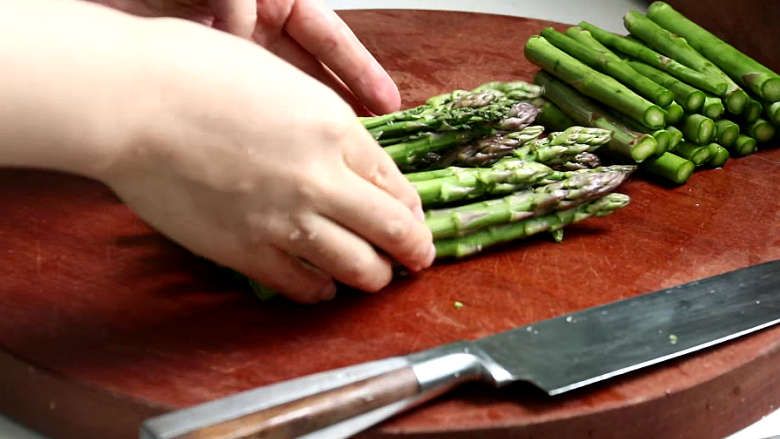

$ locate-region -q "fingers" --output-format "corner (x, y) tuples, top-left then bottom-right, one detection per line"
(259, 210), (394, 293)
(239, 245), (336, 304)
(260, 31), (373, 116)
(316, 171), (435, 272)
(208, 0), (257, 39)
(284, 0), (401, 115)
(342, 129), (425, 220)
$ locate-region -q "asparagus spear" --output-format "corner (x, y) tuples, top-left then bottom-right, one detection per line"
(641, 152), (694, 184)
(385, 130), (489, 171)
(701, 95), (725, 120)
(706, 143), (730, 168)
(540, 28), (674, 107)
(667, 126), (683, 151)
(553, 152), (603, 171)
(730, 135), (758, 157)
(625, 61), (705, 112)
(534, 71), (658, 161)
(442, 126), (545, 168)
(605, 108), (671, 155)
(623, 11), (748, 115)
(525, 36), (667, 129)
(532, 98), (576, 131)
(713, 120), (740, 147)
(646, 1), (780, 102)
(425, 167), (633, 239)
(578, 21), (727, 96)
(549, 126), (613, 146)
(665, 102), (684, 125)
(412, 160), (557, 206)
(675, 141), (712, 166)
(677, 113), (715, 145)
(758, 98), (780, 126)
(743, 98), (763, 124)
(743, 119), (776, 143)
(434, 193), (631, 258)
(471, 81), (545, 100)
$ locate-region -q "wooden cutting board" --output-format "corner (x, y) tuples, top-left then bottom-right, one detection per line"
(2, 9), (780, 439)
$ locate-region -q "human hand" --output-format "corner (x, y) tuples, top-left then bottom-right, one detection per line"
(102, 20), (433, 303)
(97, 0), (401, 116)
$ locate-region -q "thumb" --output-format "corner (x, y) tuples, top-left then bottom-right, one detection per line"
(208, 0), (257, 39)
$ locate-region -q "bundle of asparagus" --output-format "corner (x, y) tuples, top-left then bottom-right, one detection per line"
(523, 2), (779, 185)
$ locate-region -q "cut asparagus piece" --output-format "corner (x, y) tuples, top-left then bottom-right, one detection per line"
(625, 61), (705, 112)
(412, 160), (556, 206)
(743, 98), (763, 124)
(623, 11), (748, 115)
(677, 113), (715, 145)
(425, 167), (633, 239)
(743, 118), (776, 143)
(605, 108), (671, 155)
(714, 119), (740, 147)
(541, 27), (674, 107)
(664, 102), (684, 125)
(578, 21), (727, 96)
(675, 141), (713, 166)
(646, 1), (780, 102)
(525, 36), (667, 129)
(641, 152), (694, 184)
(534, 71), (658, 162)
(701, 95), (725, 120)
(532, 98), (576, 131)
(730, 135), (757, 157)
(434, 193), (631, 258)
(758, 98), (780, 126)
(667, 126), (683, 151)
(706, 143), (730, 168)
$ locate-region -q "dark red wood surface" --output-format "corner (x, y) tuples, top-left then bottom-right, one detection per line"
(2, 9), (780, 439)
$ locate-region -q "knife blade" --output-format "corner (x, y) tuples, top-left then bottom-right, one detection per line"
(140, 259), (780, 439)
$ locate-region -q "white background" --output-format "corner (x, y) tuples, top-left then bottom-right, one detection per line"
(2, 0), (778, 438)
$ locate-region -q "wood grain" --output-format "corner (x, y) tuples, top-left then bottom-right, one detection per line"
(1, 9), (780, 439)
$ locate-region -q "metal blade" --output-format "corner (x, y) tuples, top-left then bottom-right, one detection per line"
(474, 259), (780, 395)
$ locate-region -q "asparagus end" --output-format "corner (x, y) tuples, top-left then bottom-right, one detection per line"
(657, 90), (675, 108)
(664, 103), (684, 125)
(707, 144), (730, 168)
(717, 123), (739, 147)
(724, 90), (749, 115)
(644, 106), (667, 129)
(753, 120), (777, 143)
(653, 130), (671, 155)
(631, 135), (658, 162)
(686, 92), (705, 113)
(759, 77), (780, 102)
(744, 99), (763, 124)
(697, 118), (716, 144)
(734, 135), (757, 156)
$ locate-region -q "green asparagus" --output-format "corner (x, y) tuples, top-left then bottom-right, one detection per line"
(532, 98), (577, 131)
(640, 152), (694, 184)
(759, 98), (780, 126)
(713, 119), (740, 147)
(425, 167), (633, 239)
(541, 27), (674, 107)
(743, 98), (763, 124)
(525, 36), (667, 129)
(434, 193), (631, 258)
(675, 141), (712, 166)
(666, 126), (683, 151)
(443, 126), (545, 168)
(665, 102), (684, 125)
(730, 135), (757, 157)
(578, 21), (727, 96)
(646, 1), (780, 102)
(625, 60), (705, 112)
(701, 95), (725, 120)
(706, 143), (730, 168)
(677, 113), (715, 145)
(623, 11), (749, 115)
(743, 119), (776, 143)
(534, 71), (658, 161)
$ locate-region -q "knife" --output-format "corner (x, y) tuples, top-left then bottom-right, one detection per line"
(140, 259), (780, 439)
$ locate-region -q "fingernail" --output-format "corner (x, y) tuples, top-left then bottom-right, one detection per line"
(413, 205), (425, 222)
(320, 283), (337, 301)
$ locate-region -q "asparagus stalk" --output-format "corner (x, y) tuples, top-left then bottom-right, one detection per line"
(605, 108), (671, 155)
(646, 1), (780, 102)
(434, 193), (630, 258)
(701, 95), (725, 120)
(623, 11), (748, 115)
(471, 81), (545, 100)
(625, 60), (705, 112)
(675, 141), (712, 166)
(706, 143), (730, 168)
(532, 98), (576, 131)
(743, 98), (763, 124)
(713, 119), (740, 147)
(534, 71), (658, 161)
(743, 118), (776, 143)
(412, 160), (557, 206)
(665, 102), (684, 125)
(385, 130), (489, 171)
(425, 167), (633, 239)
(730, 135), (757, 157)
(549, 126), (613, 146)
(578, 21), (727, 96)
(525, 36), (667, 129)
(554, 152), (603, 171)
(758, 98), (780, 126)
(641, 152), (694, 184)
(667, 126), (683, 151)
(540, 28), (674, 107)
(677, 113), (715, 145)
(443, 126), (545, 168)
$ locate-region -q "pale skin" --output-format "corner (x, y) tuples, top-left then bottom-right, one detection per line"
(0, 0), (435, 304)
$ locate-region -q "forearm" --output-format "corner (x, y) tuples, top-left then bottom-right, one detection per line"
(0, 0), (152, 180)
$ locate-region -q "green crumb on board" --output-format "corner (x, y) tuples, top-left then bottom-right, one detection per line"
(454, 301), (465, 309)
(669, 334), (678, 344)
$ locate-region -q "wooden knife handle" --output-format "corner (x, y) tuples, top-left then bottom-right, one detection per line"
(172, 367), (421, 439)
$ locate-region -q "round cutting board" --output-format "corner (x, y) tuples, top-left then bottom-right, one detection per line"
(2, 9), (780, 439)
